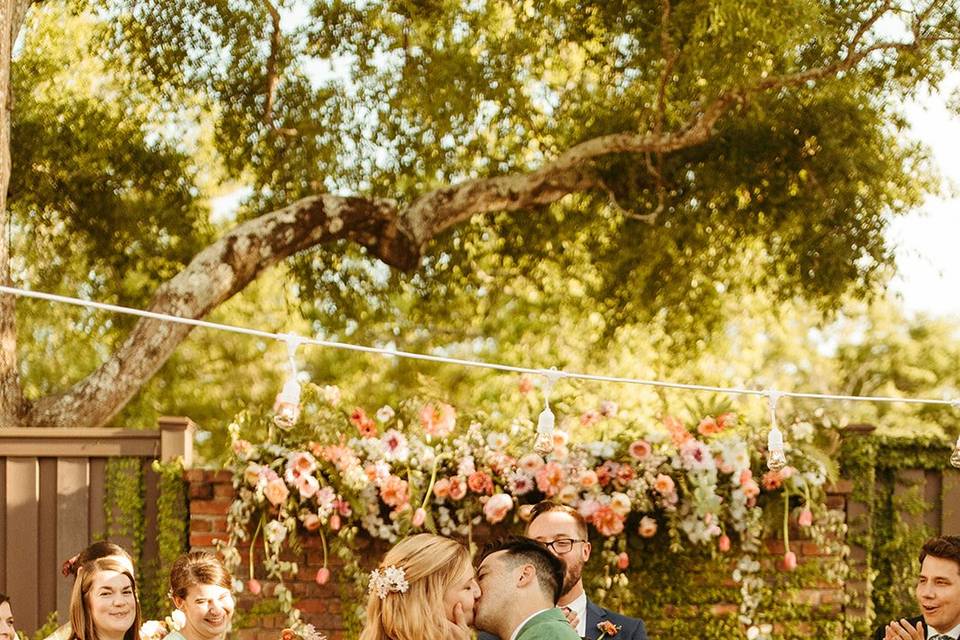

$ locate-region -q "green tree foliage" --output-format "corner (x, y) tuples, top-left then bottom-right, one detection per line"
(1, 0), (958, 432)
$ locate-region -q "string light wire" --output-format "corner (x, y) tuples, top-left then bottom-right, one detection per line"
(2, 284), (959, 409)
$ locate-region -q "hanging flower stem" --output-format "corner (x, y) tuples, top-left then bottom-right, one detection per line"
(783, 486), (791, 554)
(249, 516), (263, 580)
(419, 455), (442, 511)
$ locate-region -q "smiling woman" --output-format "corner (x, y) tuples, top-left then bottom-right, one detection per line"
(165, 553), (235, 640)
(1, 593), (16, 640)
(70, 559), (142, 640)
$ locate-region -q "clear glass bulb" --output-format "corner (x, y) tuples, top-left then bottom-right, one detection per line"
(533, 431), (554, 455)
(272, 377), (301, 429)
(950, 441), (960, 469)
(767, 448), (787, 471)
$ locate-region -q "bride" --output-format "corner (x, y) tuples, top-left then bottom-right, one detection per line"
(359, 533), (480, 640)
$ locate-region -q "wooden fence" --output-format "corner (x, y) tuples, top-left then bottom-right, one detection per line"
(0, 417), (194, 635)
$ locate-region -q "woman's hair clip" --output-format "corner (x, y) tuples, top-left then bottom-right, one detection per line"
(61, 554), (80, 577)
(368, 565), (409, 599)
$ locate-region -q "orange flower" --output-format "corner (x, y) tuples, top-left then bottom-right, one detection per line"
(433, 478), (451, 499)
(663, 415), (692, 448)
(761, 470), (784, 491)
(468, 471), (493, 495)
(697, 416), (723, 436)
(653, 473), (675, 495)
(591, 505), (625, 536)
(351, 408), (377, 437)
(380, 475), (409, 508)
(578, 470), (599, 488)
(420, 402), (456, 438)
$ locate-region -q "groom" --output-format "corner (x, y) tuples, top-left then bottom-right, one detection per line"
(474, 536), (581, 640)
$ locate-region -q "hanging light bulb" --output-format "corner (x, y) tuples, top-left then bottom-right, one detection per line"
(533, 368), (562, 455)
(766, 390), (787, 471)
(273, 335), (303, 430)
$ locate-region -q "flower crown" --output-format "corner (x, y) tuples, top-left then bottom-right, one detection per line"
(368, 565), (409, 599)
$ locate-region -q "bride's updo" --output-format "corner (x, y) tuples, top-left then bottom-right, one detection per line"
(359, 534), (472, 640)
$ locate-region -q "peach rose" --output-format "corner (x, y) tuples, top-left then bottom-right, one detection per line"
(483, 493), (514, 524)
(591, 505), (625, 536)
(448, 476), (467, 500)
(638, 515), (658, 538)
(697, 416), (723, 436)
(302, 513), (321, 532)
(653, 473), (675, 495)
(264, 477), (289, 506)
(379, 475), (409, 508)
(578, 470), (599, 488)
(628, 440), (652, 460)
(433, 477), (451, 499)
(420, 402), (456, 438)
(557, 484), (578, 504)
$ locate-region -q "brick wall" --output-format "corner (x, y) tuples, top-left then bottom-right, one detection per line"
(185, 470), (853, 639)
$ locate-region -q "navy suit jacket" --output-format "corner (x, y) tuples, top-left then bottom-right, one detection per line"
(476, 599), (647, 640)
(872, 615), (927, 640)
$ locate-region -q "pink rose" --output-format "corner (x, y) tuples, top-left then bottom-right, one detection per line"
(264, 477), (289, 507)
(483, 493), (514, 524)
(315, 567), (331, 585)
(782, 551), (798, 571)
(329, 513), (341, 531)
(592, 505), (625, 536)
(616, 552), (629, 570)
(247, 579), (262, 595)
(798, 509), (814, 527)
(468, 471), (493, 495)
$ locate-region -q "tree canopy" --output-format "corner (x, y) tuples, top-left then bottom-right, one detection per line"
(0, 0), (958, 431)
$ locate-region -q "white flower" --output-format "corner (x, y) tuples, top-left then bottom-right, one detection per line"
(170, 610), (187, 630)
(322, 385), (341, 405)
(265, 519), (288, 546)
(486, 432), (509, 450)
(376, 405), (396, 422)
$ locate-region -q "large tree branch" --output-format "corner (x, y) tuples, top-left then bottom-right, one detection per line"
(10, 0), (951, 428)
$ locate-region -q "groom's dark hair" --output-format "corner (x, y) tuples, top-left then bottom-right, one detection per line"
(478, 536), (565, 603)
(919, 536), (960, 571)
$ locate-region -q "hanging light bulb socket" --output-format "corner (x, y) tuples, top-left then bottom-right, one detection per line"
(273, 335), (304, 430)
(766, 390), (787, 471)
(533, 368), (563, 455)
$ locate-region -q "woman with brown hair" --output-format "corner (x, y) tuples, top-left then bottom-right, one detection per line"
(44, 542), (135, 640)
(162, 552), (234, 640)
(358, 533), (480, 640)
(69, 557), (141, 640)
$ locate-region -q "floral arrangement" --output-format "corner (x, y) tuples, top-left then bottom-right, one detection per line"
(218, 380), (839, 639)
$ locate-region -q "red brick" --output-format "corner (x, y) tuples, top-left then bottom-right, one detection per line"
(190, 518), (212, 532)
(191, 500), (232, 515)
(189, 533), (229, 548)
(184, 469), (205, 483)
(801, 542), (823, 556)
(189, 483), (213, 499)
(214, 483), (236, 498)
(211, 470), (234, 482)
(296, 599), (327, 614)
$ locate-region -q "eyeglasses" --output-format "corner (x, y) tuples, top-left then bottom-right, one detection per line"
(542, 538), (586, 554)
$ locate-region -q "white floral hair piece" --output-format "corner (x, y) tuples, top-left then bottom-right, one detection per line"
(368, 565), (409, 599)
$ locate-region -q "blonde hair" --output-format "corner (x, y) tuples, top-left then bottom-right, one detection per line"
(358, 534), (472, 640)
(70, 558), (141, 640)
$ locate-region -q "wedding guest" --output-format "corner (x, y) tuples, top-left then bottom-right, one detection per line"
(525, 502), (648, 640)
(473, 536), (579, 640)
(874, 535), (960, 640)
(164, 552), (234, 640)
(1, 593), (16, 640)
(45, 542), (136, 640)
(358, 533), (480, 640)
(69, 557), (141, 640)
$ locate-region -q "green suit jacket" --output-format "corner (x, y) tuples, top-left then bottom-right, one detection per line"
(515, 608), (582, 640)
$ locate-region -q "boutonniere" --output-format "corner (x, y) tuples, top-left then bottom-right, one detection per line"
(597, 621), (621, 640)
